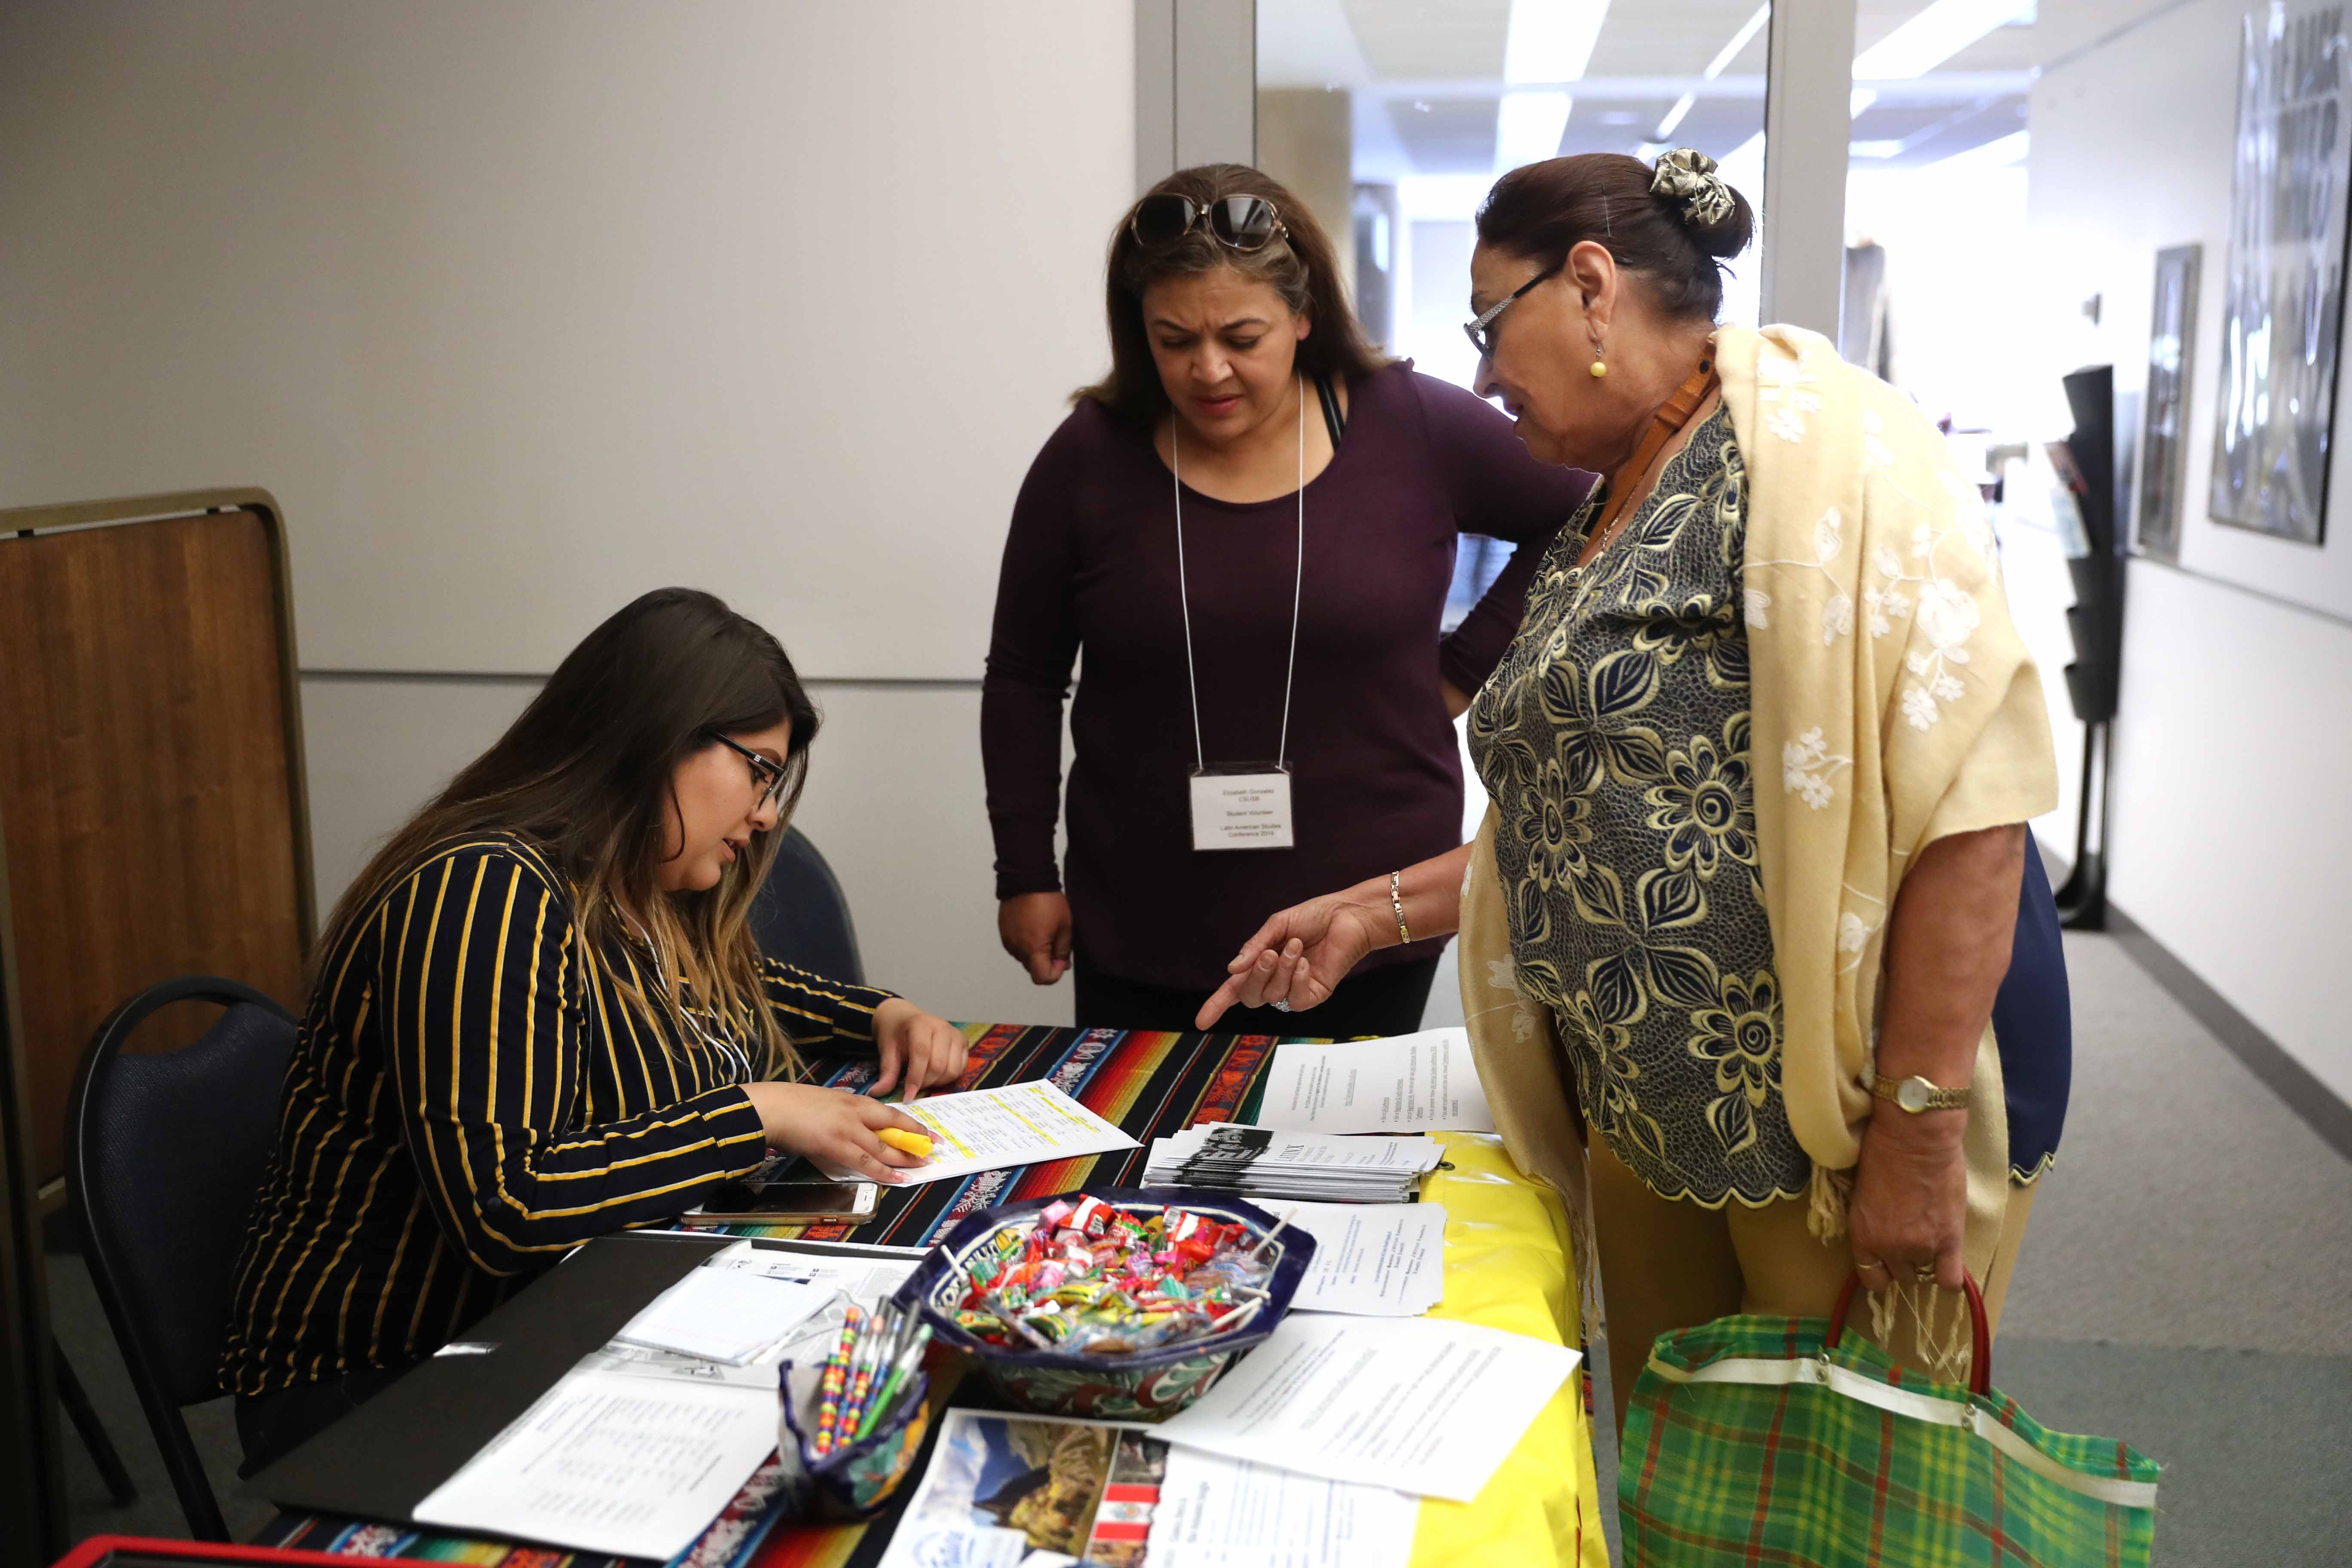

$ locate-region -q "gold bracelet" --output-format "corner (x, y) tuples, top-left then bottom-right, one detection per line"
(1390, 871), (1412, 945)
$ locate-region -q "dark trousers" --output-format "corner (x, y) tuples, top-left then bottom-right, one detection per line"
(236, 1364), (410, 1477)
(1073, 955), (1441, 1038)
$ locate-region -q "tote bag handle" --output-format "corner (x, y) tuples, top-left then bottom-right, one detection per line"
(1826, 1270), (1993, 1396)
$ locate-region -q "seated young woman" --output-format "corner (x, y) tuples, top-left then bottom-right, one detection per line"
(220, 587), (968, 1470)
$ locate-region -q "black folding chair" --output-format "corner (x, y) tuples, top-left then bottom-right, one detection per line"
(749, 825), (865, 985)
(65, 976), (298, 1540)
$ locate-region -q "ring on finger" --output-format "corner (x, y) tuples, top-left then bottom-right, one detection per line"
(1854, 1256), (1886, 1275)
(1912, 1262), (1939, 1284)
(1272, 999), (1292, 1012)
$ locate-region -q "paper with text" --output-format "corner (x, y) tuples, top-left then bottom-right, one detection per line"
(812, 1079), (1138, 1186)
(413, 1370), (779, 1560)
(1155, 1314), (1578, 1501)
(1188, 769), (1296, 850)
(1151, 1446), (1418, 1568)
(1254, 1029), (1495, 1134)
(1263, 1201), (1446, 1316)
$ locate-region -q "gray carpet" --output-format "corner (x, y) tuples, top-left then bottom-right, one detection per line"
(1995, 1337), (2352, 1565)
(44, 932), (2352, 1561)
(47, 1250), (276, 1543)
(2000, 936), (2352, 1359)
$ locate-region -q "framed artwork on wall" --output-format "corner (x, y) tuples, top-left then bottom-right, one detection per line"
(2209, 0), (2349, 545)
(2137, 244), (2200, 562)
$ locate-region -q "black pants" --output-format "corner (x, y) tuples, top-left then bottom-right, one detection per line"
(1073, 955), (1440, 1038)
(236, 1364), (410, 1477)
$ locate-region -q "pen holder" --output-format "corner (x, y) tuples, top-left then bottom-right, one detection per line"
(777, 1356), (932, 1522)
(897, 1186), (1313, 1422)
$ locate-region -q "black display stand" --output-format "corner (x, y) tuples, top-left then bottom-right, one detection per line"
(2051, 365), (2123, 930)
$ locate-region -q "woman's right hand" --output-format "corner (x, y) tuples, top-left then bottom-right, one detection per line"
(998, 892), (1073, 985)
(741, 1082), (933, 1185)
(1193, 890), (1385, 1028)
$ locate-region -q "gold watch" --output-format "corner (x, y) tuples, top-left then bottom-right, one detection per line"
(1863, 1067), (1972, 1114)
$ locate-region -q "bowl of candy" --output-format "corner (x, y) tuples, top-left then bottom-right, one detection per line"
(895, 1188), (1314, 1421)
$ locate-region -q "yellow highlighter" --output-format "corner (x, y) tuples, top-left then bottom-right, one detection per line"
(879, 1127), (934, 1159)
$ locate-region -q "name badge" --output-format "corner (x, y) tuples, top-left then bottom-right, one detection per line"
(1188, 765), (1295, 851)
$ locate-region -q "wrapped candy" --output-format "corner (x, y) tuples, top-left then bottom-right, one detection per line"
(949, 1201), (1281, 1357)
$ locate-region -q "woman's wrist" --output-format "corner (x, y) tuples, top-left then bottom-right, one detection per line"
(1868, 1049), (1978, 1148)
(1329, 849), (1472, 956)
(1389, 847), (1470, 946)
(1320, 883), (1394, 952)
(1386, 870), (1413, 946)
(1863, 1097), (1968, 1150)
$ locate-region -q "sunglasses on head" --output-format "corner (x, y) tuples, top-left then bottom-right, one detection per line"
(1129, 193), (1287, 253)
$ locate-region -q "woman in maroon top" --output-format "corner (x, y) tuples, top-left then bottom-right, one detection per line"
(983, 164), (1596, 1035)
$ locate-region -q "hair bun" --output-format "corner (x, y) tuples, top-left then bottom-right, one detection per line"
(1650, 148), (1753, 260)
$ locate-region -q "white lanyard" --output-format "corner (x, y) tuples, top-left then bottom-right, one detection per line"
(1170, 377), (1306, 771)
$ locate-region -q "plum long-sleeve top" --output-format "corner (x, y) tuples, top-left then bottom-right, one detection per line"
(983, 363), (1599, 989)
(220, 833), (893, 1395)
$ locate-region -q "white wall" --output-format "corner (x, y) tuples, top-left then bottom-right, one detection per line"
(2023, 0), (2352, 1099)
(0, 0), (1132, 680)
(0, 2), (1133, 1029)
(302, 675), (1073, 1029)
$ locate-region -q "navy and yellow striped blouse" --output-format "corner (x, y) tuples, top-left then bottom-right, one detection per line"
(220, 833), (891, 1396)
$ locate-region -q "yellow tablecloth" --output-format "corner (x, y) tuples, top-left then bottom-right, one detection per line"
(1409, 1130), (1609, 1568)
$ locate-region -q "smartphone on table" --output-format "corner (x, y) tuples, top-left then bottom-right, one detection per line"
(680, 1157), (880, 1226)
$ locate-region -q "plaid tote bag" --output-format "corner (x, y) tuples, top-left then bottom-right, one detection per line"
(1620, 1276), (2159, 1566)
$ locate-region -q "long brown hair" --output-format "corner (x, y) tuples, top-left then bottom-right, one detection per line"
(318, 588), (821, 1076)
(1476, 153), (1755, 322)
(1078, 163), (1387, 424)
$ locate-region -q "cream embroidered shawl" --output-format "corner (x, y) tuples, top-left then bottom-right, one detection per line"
(1462, 323), (2057, 1257)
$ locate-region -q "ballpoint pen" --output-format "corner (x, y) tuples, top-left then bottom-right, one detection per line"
(855, 1323), (933, 1443)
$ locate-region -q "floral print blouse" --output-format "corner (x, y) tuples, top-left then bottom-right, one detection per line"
(1469, 407), (1810, 1207)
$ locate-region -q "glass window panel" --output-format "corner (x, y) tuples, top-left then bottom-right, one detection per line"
(1258, 0), (1773, 400)
(1257, 0), (1773, 631)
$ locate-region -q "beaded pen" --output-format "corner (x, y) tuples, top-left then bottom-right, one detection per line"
(810, 1305), (863, 1457)
(835, 1302), (891, 1445)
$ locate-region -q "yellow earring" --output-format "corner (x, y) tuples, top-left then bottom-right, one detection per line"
(1589, 358), (1608, 379)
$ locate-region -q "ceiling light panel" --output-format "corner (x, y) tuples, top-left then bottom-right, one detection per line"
(1928, 127), (2028, 169)
(1852, 0), (2033, 80)
(1504, 0), (1612, 83)
(1496, 89), (1575, 168)
(1656, 3), (1769, 140)
(1586, 0), (1768, 77)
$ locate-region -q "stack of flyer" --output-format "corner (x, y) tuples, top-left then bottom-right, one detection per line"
(1141, 1123), (1442, 1204)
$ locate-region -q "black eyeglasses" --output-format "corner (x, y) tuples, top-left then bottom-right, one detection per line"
(1130, 193), (1287, 253)
(706, 732), (790, 809)
(1463, 261), (1564, 361)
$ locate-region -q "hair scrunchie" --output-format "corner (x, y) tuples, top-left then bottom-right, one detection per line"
(1651, 147), (1735, 229)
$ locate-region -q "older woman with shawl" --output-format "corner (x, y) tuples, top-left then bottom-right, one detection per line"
(1194, 150), (2071, 1433)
